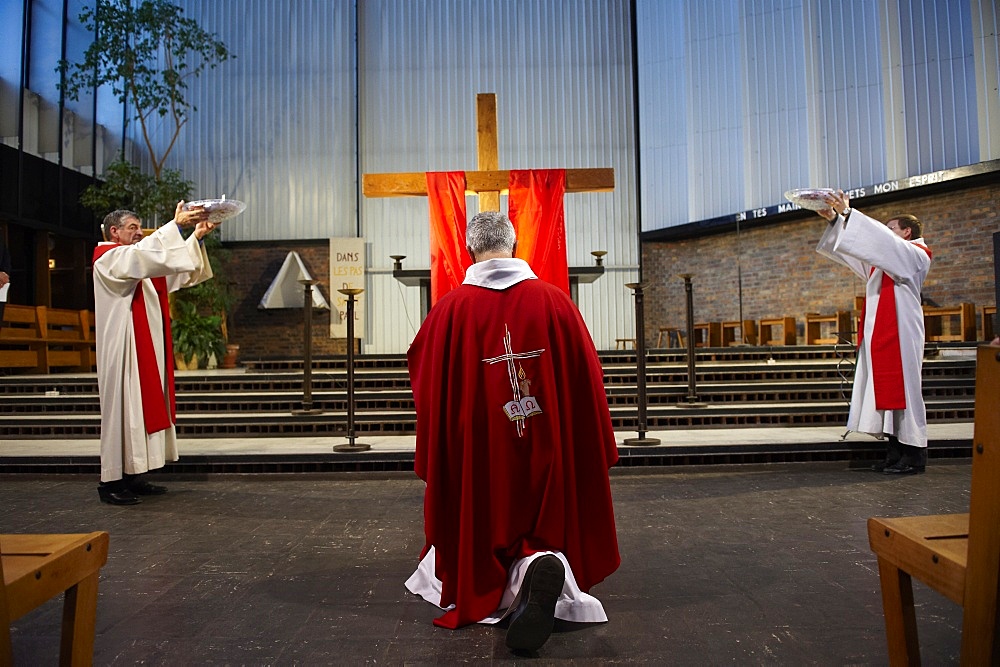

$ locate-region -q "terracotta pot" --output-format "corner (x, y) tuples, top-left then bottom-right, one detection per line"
(221, 343), (240, 369)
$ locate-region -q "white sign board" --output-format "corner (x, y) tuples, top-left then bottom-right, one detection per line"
(329, 237), (365, 339)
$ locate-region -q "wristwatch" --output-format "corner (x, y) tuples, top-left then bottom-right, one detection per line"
(841, 207), (852, 219)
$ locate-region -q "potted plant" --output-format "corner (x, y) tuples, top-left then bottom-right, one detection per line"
(171, 299), (225, 370)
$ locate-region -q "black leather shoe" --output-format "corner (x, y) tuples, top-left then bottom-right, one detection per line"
(98, 485), (141, 505)
(883, 461), (925, 475)
(505, 555), (565, 653)
(872, 438), (903, 472)
(126, 478), (168, 495)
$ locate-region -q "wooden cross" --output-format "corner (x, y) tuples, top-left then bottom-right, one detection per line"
(362, 93), (614, 212)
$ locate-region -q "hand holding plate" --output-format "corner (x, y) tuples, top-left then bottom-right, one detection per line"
(175, 200), (210, 228)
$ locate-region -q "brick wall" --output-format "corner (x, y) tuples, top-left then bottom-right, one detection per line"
(642, 180), (999, 347)
(223, 241), (351, 360)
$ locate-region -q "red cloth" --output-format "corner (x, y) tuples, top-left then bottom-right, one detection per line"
(92, 244), (175, 433)
(407, 276), (620, 629)
(858, 242), (932, 410)
(426, 172), (470, 304)
(508, 169), (569, 294)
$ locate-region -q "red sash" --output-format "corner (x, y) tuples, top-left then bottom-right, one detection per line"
(858, 242), (932, 410)
(93, 245), (176, 434)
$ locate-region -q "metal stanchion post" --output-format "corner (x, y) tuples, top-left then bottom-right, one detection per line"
(624, 282), (660, 446)
(333, 288), (370, 453)
(678, 274), (706, 407)
(292, 279), (323, 416)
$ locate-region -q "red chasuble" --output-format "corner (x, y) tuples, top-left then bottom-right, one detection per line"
(508, 169), (569, 294)
(426, 172), (470, 304)
(407, 277), (620, 629)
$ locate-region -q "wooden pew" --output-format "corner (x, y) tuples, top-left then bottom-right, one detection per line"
(805, 311), (853, 345)
(758, 316), (796, 345)
(0, 304), (46, 373)
(923, 302), (976, 342)
(1, 305), (97, 373)
(2, 532), (110, 665)
(867, 345), (1000, 664)
(984, 305), (996, 341)
(39, 307), (95, 372)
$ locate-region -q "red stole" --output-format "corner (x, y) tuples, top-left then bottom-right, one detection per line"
(426, 172), (470, 305)
(858, 242), (932, 410)
(93, 244), (176, 434)
(508, 169), (569, 294)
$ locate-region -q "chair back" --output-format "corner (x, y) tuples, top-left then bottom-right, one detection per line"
(962, 345), (1000, 662)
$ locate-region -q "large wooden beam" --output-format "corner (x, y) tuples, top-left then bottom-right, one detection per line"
(477, 93), (500, 211)
(363, 168), (615, 198)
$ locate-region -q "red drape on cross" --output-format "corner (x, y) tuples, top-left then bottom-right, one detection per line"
(426, 169), (569, 304)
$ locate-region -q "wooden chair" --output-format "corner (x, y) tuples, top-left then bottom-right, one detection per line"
(693, 322), (722, 347)
(923, 302), (976, 342)
(721, 320), (757, 346)
(805, 311), (853, 345)
(984, 305), (996, 341)
(758, 316), (796, 345)
(867, 345), (1000, 665)
(2, 532), (110, 665)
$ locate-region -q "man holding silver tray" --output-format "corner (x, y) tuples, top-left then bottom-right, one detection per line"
(812, 190), (932, 475)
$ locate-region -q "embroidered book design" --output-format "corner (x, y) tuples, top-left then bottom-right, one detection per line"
(482, 324), (545, 436)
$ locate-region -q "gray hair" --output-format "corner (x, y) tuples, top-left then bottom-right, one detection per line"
(101, 209), (139, 241)
(466, 211), (516, 255)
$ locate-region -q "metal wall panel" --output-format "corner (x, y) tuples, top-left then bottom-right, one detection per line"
(637, 0), (989, 231)
(167, 0), (358, 242)
(358, 0), (639, 353)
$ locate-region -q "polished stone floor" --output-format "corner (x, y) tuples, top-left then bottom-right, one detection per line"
(3, 461), (969, 665)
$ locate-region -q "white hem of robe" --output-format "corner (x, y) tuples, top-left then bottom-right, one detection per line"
(405, 546), (608, 624)
(462, 257), (537, 290)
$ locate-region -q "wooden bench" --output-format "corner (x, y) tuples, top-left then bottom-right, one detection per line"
(615, 338), (636, 350)
(923, 302), (976, 342)
(656, 326), (684, 348)
(758, 316), (796, 345)
(805, 311), (853, 345)
(693, 322), (722, 348)
(721, 320), (757, 346)
(984, 305), (996, 341)
(0, 305), (96, 373)
(867, 345), (1000, 664)
(2, 532), (110, 665)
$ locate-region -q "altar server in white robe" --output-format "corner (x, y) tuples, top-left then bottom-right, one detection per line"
(815, 190), (932, 474)
(93, 203), (216, 505)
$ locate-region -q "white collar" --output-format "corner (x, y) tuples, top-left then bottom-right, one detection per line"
(462, 258), (537, 290)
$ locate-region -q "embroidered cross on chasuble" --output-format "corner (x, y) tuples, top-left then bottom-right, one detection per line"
(427, 169), (568, 304)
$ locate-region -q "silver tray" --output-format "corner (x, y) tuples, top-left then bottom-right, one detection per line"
(783, 188), (834, 211)
(183, 197), (247, 223)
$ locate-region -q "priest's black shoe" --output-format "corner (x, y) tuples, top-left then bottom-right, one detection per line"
(883, 461), (925, 475)
(505, 554), (565, 653)
(97, 485), (141, 505)
(125, 476), (168, 495)
(872, 437), (903, 472)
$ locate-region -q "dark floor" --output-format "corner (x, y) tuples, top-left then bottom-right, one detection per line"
(3, 462), (970, 665)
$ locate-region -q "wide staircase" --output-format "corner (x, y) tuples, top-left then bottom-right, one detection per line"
(0, 343), (977, 470)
